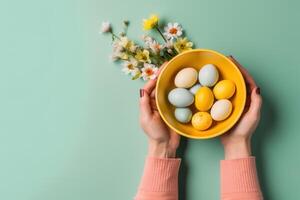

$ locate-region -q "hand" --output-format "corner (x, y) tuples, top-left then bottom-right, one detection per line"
(139, 63), (180, 158)
(221, 56), (263, 160)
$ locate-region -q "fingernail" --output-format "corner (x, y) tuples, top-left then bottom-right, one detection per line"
(256, 87), (261, 95)
(139, 89), (144, 97)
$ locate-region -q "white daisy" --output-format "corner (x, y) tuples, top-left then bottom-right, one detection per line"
(119, 37), (137, 52)
(111, 51), (128, 61)
(112, 40), (124, 53)
(163, 23), (183, 40)
(141, 35), (154, 47)
(110, 40), (125, 61)
(130, 45), (137, 53)
(141, 63), (158, 80)
(162, 40), (174, 54)
(141, 34), (152, 41)
(100, 21), (111, 33)
(165, 40), (174, 49)
(131, 68), (140, 77)
(122, 58), (139, 75)
(119, 37), (129, 47)
(149, 40), (163, 54)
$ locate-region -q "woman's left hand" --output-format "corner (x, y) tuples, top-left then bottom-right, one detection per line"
(139, 63), (180, 158)
(221, 56), (262, 159)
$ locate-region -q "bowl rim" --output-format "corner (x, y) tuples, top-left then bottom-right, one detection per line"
(155, 48), (246, 139)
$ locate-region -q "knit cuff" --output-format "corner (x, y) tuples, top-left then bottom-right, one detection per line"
(136, 157), (181, 200)
(220, 157), (263, 199)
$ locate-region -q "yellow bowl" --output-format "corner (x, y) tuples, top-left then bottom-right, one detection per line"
(156, 49), (246, 139)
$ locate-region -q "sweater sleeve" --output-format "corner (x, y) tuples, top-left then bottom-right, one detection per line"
(135, 157), (181, 200)
(220, 157), (263, 200)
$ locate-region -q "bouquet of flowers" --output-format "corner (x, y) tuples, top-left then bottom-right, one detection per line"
(101, 14), (194, 81)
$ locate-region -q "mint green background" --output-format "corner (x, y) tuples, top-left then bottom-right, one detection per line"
(1, 0), (300, 199)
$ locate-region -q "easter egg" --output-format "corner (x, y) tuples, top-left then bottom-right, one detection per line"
(174, 108), (192, 123)
(210, 99), (232, 121)
(195, 87), (214, 111)
(174, 67), (198, 88)
(198, 64), (219, 87)
(213, 80), (236, 99)
(189, 83), (202, 95)
(191, 112), (213, 130)
(168, 88), (194, 107)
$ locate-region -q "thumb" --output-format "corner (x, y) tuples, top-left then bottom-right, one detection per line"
(139, 89), (152, 119)
(248, 87), (262, 117)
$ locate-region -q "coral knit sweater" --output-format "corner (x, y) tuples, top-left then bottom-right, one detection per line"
(135, 157), (263, 200)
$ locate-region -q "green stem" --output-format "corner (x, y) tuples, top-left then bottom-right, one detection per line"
(150, 53), (163, 64)
(166, 50), (173, 58)
(110, 31), (121, 40)
(155, 26), (167, 43)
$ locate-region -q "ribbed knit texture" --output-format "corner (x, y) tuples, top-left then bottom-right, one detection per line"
(135, 157), (263, 200)
(221, 157), (263, 200)
(135, 157), (181, 200)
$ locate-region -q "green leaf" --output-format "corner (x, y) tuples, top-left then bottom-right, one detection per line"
(131, 72), (141, 80)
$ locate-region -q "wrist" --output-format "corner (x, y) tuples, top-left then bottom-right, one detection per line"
(223, 138), (252, 160)
(147, 140), (177, 158)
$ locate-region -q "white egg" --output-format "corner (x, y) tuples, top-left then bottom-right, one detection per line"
(198, 64), (219, 87)
(168, 88), (194, 107)
(174, 68), (198, 88)
(210, 99), (232, 121)
(174, 108), (192, 123)
(189, 83), (202, 95)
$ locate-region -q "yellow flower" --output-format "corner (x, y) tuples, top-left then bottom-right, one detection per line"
(120, 37), (136, 52)
(119, 52), (129, 60)
(135, 49), (151, 63)
(174, 37), (193, 53)
(143, 14), (159, 30)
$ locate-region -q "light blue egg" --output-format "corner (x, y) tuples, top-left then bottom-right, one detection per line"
(168, 88), (194, 107)
(189, 83), (202, 94)
(174, 108), (192, 123)
(198, 64), (219, 87)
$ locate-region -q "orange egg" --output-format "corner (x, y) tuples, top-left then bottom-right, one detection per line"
(195, 87), (214, 111)
(191, 112), (213, 130)
(213, 80), (236, 99)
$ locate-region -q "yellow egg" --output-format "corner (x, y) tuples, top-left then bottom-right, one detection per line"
(213, 80), (236, 99)
(191, 112), (213, 130)
(195, 87), (214, 111)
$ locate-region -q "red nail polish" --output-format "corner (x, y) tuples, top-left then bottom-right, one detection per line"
(256, 87), (261, 94)
(139, 89), (144, 97)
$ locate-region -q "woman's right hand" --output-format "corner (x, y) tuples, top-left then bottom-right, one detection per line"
(221, 56), (263, 160)
(139, 63), (180, 158)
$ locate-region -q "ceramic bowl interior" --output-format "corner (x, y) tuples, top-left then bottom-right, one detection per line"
(156, 49), (246, 139)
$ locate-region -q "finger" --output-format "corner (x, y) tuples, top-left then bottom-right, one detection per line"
(150, 99), (158, 110)
(228, 56), (257, 90)
(144, 62), (168, 104)
(243, 96), (251, 114)
(139, 89), (153, 118)
(150, 88), (156, 98)
(248, 87), (262, 117)
(146, 62), (168, 97)
(143, 79), (157, 95)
